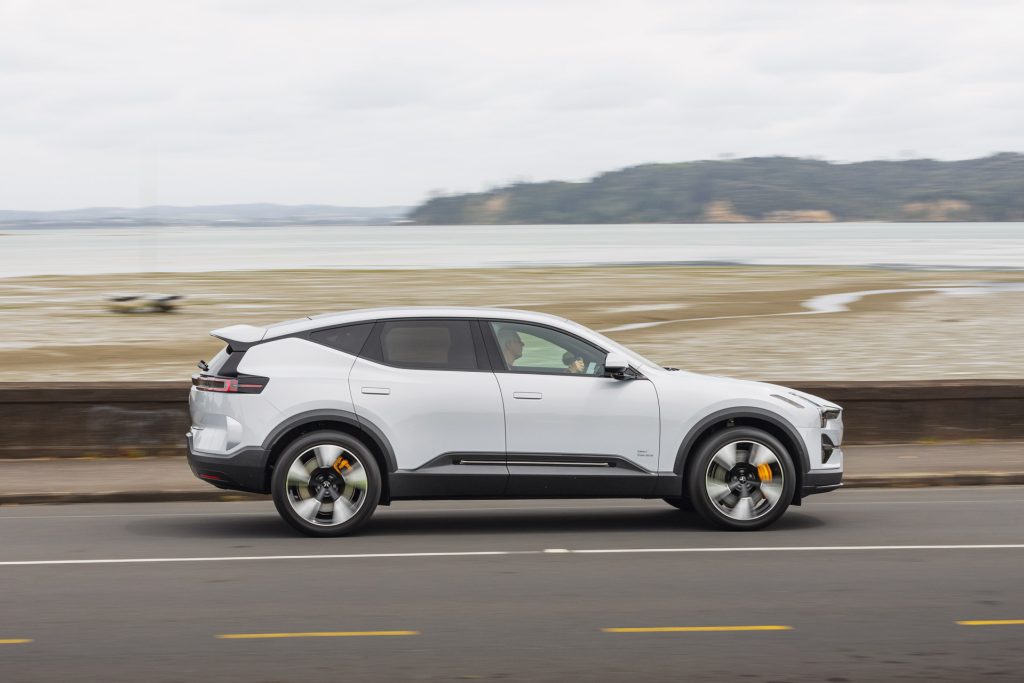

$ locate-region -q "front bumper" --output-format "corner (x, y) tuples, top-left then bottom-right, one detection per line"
(186, 432), (271, 494)
(801, 469), (843, 497)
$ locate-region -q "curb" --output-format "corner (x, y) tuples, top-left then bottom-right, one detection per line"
(840, 472), (1024, 489)
(2, 473), (1023, 506)
(0, 490), (267, 506)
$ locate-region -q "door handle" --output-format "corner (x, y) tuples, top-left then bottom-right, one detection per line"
(361, 387), (391, 395)
(513, 392), (542, 400)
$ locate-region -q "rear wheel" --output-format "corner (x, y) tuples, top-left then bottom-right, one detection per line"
(271, 430), (381, 537)
(686, 426), (795, 531)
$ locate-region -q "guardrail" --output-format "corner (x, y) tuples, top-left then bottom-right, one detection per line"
(1, 380), (1022, 459)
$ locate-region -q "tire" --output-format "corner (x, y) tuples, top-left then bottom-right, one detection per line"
(271, 430), (381, 537)
(686, 426), (795, 531)
(662, 496), (694, 512)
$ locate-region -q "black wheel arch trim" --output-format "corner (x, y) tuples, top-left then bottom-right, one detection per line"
(260, 409), (398, 472)
(673, 407), (810, 476)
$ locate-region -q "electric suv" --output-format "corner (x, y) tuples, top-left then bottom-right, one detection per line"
(187, 307), (843, 536)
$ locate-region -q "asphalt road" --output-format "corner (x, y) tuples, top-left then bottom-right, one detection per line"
(2, 487), (1023, 682)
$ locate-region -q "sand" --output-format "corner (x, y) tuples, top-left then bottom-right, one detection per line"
(2, 266), (1023, 381)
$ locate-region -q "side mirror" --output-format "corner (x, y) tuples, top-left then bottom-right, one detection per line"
(604, 352), (633, 379)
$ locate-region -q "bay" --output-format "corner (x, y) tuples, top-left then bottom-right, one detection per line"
(1, 222), (1023, 278)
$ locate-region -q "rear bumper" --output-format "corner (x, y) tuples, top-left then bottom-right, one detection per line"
(186, 432), (270, 494)
(801, 469), (843, 497)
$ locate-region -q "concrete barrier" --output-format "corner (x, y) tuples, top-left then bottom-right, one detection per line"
(1, 380), (1022, 459)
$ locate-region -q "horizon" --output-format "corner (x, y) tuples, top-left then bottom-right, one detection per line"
(2, 151), (1022, 215)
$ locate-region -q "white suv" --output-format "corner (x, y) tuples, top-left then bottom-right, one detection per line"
(187, 307), (843, 536)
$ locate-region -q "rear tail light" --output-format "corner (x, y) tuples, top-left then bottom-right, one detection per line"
(192, 374), (269, 394)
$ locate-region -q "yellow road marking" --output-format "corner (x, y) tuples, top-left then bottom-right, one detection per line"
(603, 626), (792, 633)
(0, 639), (32, 644)
(217, 630), (419, 639)
(957, 620), (1024, 626)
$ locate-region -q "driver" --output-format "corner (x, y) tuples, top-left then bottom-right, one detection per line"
(497, 327), (525, 368)
(562, 351), (586, 374)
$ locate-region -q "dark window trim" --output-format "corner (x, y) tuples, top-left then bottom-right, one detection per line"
(359, 317), (490, 373)
(480, 318), (613, 377)
(305, 321), (376, 357)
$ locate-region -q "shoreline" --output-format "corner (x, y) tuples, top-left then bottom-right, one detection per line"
(2, 265), (1023, 382)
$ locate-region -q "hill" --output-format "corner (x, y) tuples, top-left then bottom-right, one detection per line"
(410, 153), (1024, 224)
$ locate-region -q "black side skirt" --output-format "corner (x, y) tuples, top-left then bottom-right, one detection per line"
(389, 452), (682, 500)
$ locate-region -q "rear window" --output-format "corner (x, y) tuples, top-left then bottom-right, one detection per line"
(371, 320), (480, 371)
(309, 323), (374, 356)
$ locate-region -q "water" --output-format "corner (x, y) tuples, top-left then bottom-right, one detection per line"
(1, 222), (1023, 278)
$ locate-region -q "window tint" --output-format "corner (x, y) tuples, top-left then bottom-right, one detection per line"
(309, 323), (374, 356)
(488, 321), (605, 375)
(378, 320), (480, 370)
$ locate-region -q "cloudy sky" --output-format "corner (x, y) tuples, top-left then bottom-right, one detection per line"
(2, 0), (1022, 210)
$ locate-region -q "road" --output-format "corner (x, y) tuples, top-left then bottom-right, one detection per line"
(2, 487), (1023, 682)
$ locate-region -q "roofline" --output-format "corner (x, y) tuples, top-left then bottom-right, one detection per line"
(263, 306), (569, 339)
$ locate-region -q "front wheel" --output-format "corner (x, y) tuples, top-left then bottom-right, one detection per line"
(271, 430), (381, 537)
(686, 427), (795, 531)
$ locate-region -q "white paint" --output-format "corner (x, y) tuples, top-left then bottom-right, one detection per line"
(3, 544), (1023, 567)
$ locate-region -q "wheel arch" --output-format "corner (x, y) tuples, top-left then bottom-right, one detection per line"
(673, 408), (809, 505)
(261, 410), (397, 503)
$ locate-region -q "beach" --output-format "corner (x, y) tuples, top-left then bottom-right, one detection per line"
(3, 265), (1023, 382)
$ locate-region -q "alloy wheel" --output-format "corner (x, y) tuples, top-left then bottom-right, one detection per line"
(703, 440), (785, 521)
(284, 444), (369, 527)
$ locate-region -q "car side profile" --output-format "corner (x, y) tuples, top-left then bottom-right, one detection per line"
(187, 307), (843, 536)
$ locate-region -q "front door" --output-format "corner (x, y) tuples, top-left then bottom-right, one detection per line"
(483, 320), (661, 496)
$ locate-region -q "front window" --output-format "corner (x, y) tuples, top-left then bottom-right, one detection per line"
(488, 321), (605, 375)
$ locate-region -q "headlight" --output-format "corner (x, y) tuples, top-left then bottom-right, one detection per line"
(820, 408), (841, 428)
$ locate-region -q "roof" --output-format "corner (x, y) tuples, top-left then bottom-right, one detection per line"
(263, 306), (570, 340)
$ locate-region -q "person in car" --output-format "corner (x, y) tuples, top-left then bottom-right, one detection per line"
(562, 351), (586, 374)
(497, 327), (525, 367)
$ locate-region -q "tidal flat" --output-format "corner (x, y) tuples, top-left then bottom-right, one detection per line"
(2, 266), (1022, 381)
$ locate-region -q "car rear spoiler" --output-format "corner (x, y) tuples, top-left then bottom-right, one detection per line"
(210, 324), (267, 350)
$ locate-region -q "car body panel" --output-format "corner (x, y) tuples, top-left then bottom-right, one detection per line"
(494, 371), (661, 471)
(349, 357), (507, 471)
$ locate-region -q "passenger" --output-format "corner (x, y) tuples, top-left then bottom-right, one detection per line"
(497, 327), (525, 368)
(562, 352), (586, 374)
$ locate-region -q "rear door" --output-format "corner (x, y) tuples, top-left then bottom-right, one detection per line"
(483, 320), (661, 496)
(349, 318), (507, 496)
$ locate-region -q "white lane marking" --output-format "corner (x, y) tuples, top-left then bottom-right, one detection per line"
(0, 551), (531, 566)
(570, 545), (1024, 554)
(815, 499), (1024, 506)
(2, 544), (1024, 567)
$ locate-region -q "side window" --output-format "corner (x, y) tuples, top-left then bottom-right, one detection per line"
(488, 321), (605, 375)
(376, 320), (481, 371)
(309, 323), (374, 356)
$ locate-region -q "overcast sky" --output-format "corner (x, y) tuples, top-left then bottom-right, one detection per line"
(2, 0), (1023, 210)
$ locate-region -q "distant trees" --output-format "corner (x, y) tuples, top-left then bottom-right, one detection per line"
(409, 154), (1024, 224)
